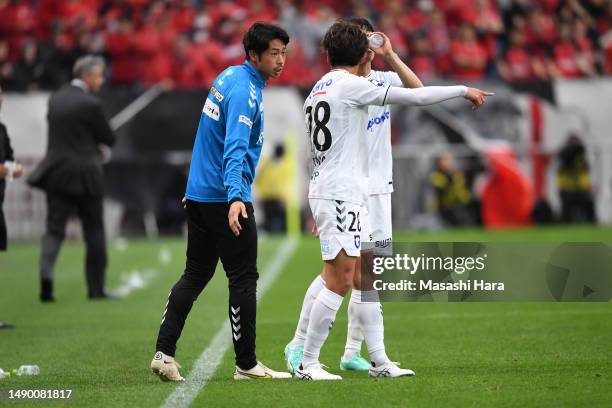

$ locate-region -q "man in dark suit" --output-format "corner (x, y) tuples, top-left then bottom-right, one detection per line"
(28, 55), (116, 302)
(1, 85), (24, 252)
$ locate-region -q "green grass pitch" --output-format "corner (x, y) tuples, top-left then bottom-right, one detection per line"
(0, 226), (610, 407)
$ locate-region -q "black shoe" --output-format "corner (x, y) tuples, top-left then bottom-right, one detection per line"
(0, 321), (15, 329)
(40, 278), (55, 302)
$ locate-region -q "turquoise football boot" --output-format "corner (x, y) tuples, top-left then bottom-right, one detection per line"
(283, 343), (304, 374)
(339, 352), (370, 371)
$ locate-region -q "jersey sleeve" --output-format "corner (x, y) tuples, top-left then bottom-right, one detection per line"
(344, 76), (392, 107)
(385, 85), (467, 106)
(223, 84), (256, 203)
(378, 71), (404, 87)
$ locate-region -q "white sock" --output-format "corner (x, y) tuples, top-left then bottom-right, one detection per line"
(351, 290), (390, 367)
(290, 275), (325, 347)
(301, 286), (344, 369)
(343, 290), (364, 360)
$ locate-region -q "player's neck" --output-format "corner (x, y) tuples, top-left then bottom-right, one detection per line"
(357, 63), (372, 77)
(330, 65), (359, 75)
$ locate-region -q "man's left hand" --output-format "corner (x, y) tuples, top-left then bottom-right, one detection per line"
(228, 201), (248, 236)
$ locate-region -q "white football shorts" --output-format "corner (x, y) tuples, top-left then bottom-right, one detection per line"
(310, 198), (366, 260)
(364, 193), (393, 255)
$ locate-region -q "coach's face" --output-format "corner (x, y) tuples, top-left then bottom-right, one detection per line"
(83, 64), (105, 93)
(251, 39), (287, 80)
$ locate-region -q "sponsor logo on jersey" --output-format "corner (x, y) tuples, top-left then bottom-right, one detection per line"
(310, 170), (320, 181)
(238, 115), (253, 128)
(375, 238), (392, 248)
(354, 235), (361, 249)
(309, 78), (333, 98)
(203, 99), (220, 121)
(210, 86), (224, 102)
(367, 78), (385, 87)
(367, 111), (391, 132)
(320, 239), (330, 255)
(257, 131), (264, 145)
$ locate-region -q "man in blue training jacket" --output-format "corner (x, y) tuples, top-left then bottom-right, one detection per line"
(151, 22), (291, 381)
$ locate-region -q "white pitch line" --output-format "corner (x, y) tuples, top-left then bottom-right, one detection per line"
(161, 237), (298, 408)
(110, 85), (163, 131)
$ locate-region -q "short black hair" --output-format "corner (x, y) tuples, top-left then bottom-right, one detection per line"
(345, 17), (374, 33)
(322, 20), (368, 67)
(243, 22), (290, 58)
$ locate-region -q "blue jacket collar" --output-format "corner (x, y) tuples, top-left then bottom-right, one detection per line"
(243, 60), (266, 88)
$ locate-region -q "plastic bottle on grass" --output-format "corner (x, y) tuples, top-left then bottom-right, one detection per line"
(17, 365), (40, 376)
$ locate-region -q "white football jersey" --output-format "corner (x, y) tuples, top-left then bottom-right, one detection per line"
(304, 69), (391, 205)
(365, 70), (403, 194)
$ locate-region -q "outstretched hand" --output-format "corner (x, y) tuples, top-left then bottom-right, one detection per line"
(464, 87), (495, 109)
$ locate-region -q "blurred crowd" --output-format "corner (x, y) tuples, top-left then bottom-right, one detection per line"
(1, 0), (612, 91)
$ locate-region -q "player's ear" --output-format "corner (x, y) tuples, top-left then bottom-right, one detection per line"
(248, 50), (260, 64)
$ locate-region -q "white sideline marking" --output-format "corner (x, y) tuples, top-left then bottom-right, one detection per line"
(110, 85), (163, 131)
(161, 238), (298, 408)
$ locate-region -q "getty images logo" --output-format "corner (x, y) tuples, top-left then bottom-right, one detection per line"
(367, 111), (390, 132)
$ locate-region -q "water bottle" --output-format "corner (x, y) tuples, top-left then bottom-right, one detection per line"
(17, 365), (40, 376)
(368, 33), (384, 48)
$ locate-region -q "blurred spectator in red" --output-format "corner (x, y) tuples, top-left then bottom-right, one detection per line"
(172, 35), (214, 88)
(573, 19), (596, 71)
(472, 0), (503, 60)
(498, 29), (547, 82)
(212, 0), (248, 27)
(450, 24), (488, 81)
(409, 33), (437, 82)
(12, 41), (46, 91)
(219, 16), (249, 67)
(244, 0), (277, 27)
(279, 0), (330, 63)
(270, 42), (314, 87)
(372, 12), (407, 71)
(0, 0), (36, 59)
(56, 0), (99, 32)
(426, 9), (451, 76)
(99, 0), (139, 27)
(525, 7), (558, 49)
(351, 0), (375, 22)
(603, 29), (612, 75)
(396, 0), (427, 36)
(42, 26), (78, 88)
(134, 3), (176, 87)
(0, 41), (15, 89)
(593, 0), (612, 34)
(548, 22), (595, 78)
(171, 0), (196, 33)
(105, 18), (138, 85)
